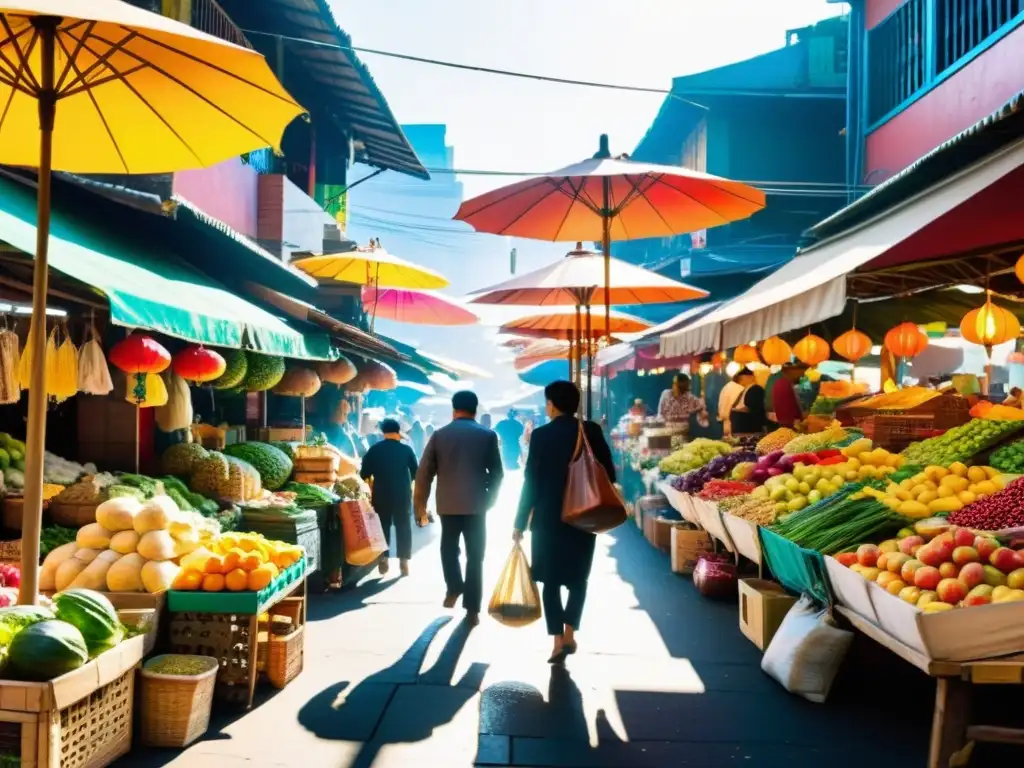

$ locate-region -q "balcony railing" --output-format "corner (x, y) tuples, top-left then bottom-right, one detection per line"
(191, 0), (253, 50)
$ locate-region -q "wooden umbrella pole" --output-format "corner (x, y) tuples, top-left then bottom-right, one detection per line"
(601, 175), (612, 423)
(574, 305), (583, 405)
(20, 17), (58, 606)
(585, 304), (593, 420)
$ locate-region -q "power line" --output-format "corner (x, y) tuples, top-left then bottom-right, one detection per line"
(241, 28), (707, 108)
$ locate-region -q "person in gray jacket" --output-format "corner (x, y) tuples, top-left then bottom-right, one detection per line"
(415, 390), (504, 624)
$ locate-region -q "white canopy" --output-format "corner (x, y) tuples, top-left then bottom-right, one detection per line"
(660, 137), (1024, 357)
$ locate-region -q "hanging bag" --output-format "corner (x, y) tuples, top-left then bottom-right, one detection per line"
(488, 542), (542, 627)
(339, 498), (388, 566)
(561, 420), (627, 534)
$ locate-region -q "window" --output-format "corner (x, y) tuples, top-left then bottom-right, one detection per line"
(935, 0), (1024, 73)
(867, 0), (928, 124)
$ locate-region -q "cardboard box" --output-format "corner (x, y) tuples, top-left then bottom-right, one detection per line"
(653, 518), (676, 552)
(738, 578), (797, 651)
(671, 526), (712, 575)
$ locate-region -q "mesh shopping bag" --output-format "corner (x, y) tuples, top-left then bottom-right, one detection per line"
(488, 543), (542, 627)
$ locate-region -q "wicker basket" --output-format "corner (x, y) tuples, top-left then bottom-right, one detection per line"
(48, 501), (99, 528)
(2, 496), (22, 531)
(139, 655), (219, 748)
(267, 625), (304, 689)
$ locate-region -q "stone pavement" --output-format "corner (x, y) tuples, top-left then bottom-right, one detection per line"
(126, 476), (949, 767)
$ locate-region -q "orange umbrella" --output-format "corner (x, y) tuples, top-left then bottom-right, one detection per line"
(360, 286), (478, 326)
(470, 243), (707, 306)
(501, 307), (652, 340)
(514, 339), (604, 371)
(456, 134), (763, 349)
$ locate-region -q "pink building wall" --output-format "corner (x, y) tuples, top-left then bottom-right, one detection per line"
(172, 157), (260, 239)
(866, 0), (907, 28)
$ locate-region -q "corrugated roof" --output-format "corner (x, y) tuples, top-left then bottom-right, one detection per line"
(808, 90), (1024, 241)
(219, 0), (428, 180)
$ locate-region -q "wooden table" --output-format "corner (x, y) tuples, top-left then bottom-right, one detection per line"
(837, 606), (1024, 767)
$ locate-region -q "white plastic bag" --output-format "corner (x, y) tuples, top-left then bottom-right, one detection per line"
(761, 595), (852, 703)
(77, 325), (113, 395)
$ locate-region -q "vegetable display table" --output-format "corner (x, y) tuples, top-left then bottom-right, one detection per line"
(837, 606), (1024, 768)
(166, 566), (307, 709)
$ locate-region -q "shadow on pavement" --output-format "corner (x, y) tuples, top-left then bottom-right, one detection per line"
(298, 615), (488, 767)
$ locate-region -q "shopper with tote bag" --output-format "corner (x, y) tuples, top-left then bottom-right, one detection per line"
(513, 380), (622, 664)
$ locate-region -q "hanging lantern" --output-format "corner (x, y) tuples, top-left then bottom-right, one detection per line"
(123, 373), (168, 408)
(172, 345), (226, 383)
(760, 336), (792, 366)
(733, 344), (760, 365)
(960, 300), (1021, 356)
(832, 329), (872, 362)
(793, 334), (830, 366)
(712, 351), (728, 368)
(316, 356), (357, 386)
(1015, 254), (1024, 284)
(884, 322), (928, 358)
(109, 335), (171, 403)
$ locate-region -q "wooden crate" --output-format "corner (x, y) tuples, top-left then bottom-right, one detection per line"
(0, 635), (144, 768)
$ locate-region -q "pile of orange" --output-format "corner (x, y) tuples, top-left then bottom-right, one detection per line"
(172, 532), (304, 592)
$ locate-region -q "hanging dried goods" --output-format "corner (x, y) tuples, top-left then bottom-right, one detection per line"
(0, 328), (20, 404)
(77, 326), (114, 395)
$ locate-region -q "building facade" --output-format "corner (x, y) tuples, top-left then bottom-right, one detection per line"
(846, 0), (1024, 186)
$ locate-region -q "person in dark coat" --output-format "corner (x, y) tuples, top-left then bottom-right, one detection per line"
(514, 380), (616, 664)
(360, 419), (418, 577)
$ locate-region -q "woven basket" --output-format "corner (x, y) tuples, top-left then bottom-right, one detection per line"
(2, 496), (22, 531)
(139, 655), (219, 748)
(48, 501), (99, 528)
(267, 625), (304, 689)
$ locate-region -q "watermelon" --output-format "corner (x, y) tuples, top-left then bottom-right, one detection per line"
(7, 620), (89, 680)
(0, 605), (54, 645)
(52, 589), (123, 657)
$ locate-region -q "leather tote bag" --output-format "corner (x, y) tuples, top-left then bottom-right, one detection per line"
(562, 420), (627, 534)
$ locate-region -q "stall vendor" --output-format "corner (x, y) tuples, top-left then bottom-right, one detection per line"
(658, 374), (709, 429)
(770, 363), (808, 427)
(728, 367), (768, 436)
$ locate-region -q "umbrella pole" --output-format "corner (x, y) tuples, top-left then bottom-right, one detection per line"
(586, 304), (593, 420)
(574, 305), (583, 410)
(601, 178), (612, 421)
(20, 18), (58, 606)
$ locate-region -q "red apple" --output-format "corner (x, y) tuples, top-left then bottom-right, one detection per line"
(952, 546), (980, 566)
(939, 562), (960, 579)
(931, 535), (955, 563)
(856, 544), (880, 568)
(937, 578), (967, 605)
(914, 566), (941, 591)
(836, 552), (859, 567)
(952, 527), (976, 548)
(899, 535), (926, 555)
(901, 559), (924, 584)
(975, 536), (999, 561)
(990, 548), (1024, 574)
(958, 562), (985, 590)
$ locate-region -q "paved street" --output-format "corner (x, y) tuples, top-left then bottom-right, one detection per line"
(128, 475), (943, 767)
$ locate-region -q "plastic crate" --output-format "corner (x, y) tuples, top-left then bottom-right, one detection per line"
(167, 560), (306, 614)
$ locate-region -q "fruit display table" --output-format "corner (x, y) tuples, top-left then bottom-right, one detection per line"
(838, 606), (1024, 768)
(166, 565), (307, 709)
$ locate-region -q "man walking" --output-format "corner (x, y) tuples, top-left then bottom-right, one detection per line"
(494, 408), (525, 470)
(360, 418), (418, 577)
(415, 391), (504, 624)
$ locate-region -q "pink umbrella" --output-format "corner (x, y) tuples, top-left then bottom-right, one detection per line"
(361, 286), (479, 326)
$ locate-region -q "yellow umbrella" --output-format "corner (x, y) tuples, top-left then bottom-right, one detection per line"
(293, 239), (449, 290)
(1, 0), (304, 604)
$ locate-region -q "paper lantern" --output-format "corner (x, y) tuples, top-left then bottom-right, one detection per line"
(317, 356), (357, 386)
(172, 346), (226, 383)
(884, 322), (928, 358)
(345, 361), (397, 393)
(1015, 254), (1024, 284)
(832, 329), (872, 362)
(960, 300), (1021, 355)
(733, 344), (760, 365)
(273, 366), (322, 397)
(760, 337), (792, 366)
(793, 334), (830, 366)
(123, 373), (167, 408)
(109, 334), (171, 403)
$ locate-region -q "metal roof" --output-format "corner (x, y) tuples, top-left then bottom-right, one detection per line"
(807, 90), (1024, 242)
(219, 0), (428, 180)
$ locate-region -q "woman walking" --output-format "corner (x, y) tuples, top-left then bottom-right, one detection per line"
(513, 380), (616, 664)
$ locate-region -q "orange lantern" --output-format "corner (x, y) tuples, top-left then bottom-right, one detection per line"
(793, 334), (830, 366)
(760, 336), (792, 366)
(733, 344), (760, 365)
(1015, 254), (1024, 284)
(884, 322), (928, 358)
(960, 300), (1021, 355)
(832, 329), (872, 362)
(172, 345), (226, 383)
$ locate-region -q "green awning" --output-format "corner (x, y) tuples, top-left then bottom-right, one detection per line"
(0, 172), (334, 361)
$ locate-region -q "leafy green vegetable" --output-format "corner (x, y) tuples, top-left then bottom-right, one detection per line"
(282, 481), (339, 507)
(117, 474), (162, 497)
(106, 485), (145, 502)
(40, 526), (77, 557)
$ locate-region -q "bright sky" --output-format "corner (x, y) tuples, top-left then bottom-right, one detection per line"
(337, 0), (846, 197)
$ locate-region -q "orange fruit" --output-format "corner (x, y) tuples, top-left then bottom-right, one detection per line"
(204, 555), (226, 574)
(239, 552), (263, 572)
(222, 548), (245, 572)
(172, 569), (204, 591)
(225, 568), (249, 592)
(247, 565), (274, 591)
(202, 573), (226, 592)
